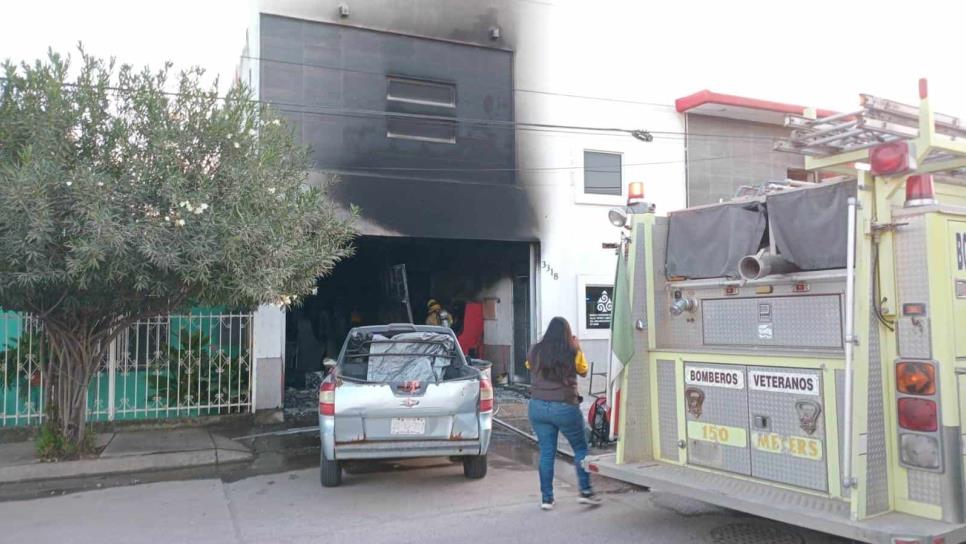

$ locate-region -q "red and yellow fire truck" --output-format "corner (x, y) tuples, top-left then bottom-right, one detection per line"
(587, 80), (966, 544)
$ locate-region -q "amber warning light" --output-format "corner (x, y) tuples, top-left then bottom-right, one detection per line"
(896, 361), (936, 396)
(627, 182), (645, 204)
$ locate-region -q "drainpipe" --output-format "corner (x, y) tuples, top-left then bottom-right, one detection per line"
(842, 196), (858, 490)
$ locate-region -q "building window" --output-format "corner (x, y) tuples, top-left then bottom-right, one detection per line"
(386, 77), (457, 144)
(387, 117), (457, 144)
(584, 151), (622, 196)
(387, 77), (456, 108)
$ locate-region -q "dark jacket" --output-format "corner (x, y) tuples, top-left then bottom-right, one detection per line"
(528, 351), (587, 405)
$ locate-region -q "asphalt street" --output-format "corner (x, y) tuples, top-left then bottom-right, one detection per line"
(0, 429), (850, 544)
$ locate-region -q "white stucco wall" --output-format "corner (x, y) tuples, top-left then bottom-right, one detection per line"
(252, 304), (285, 411)
(510, 2), (687, 366)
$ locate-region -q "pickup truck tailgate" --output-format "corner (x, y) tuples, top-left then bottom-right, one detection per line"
(334, 379), (480, 442)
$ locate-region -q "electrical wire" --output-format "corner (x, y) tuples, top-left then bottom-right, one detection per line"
(240, 54), (675, 110)
(872, 240), (895, 332)
(0, 75), (784, 143)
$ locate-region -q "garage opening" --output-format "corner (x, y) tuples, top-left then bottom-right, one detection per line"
(285, 236), (535, 389)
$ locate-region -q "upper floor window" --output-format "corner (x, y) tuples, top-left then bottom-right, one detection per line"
(386, 77), (457, 144)
(387, 117), (457, 144)
(387, 77), (456, 108)
(584, 151), (622, 196)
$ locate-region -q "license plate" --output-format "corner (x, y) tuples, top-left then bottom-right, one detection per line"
(390, 417), (426, 435)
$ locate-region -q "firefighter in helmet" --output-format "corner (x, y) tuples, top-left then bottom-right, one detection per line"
(425, 298), (453, 328)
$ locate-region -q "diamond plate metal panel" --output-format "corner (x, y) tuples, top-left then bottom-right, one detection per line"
(658, 359), (679, 461)
(747, 366), (827, 492)
(894, 214), (930, 309)
(897, 317), (932, 359)
(865, 309), (890, 515)
(622, 231), (652, 462)
(702, 296), (843, 348)
(908, 468), (943, 505)
(684, 362), (751, 475)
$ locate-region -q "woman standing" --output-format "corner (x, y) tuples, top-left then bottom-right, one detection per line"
(527, 317), (602, 510)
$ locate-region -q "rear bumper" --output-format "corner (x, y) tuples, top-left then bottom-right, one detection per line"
(320, 413), (492, 461)
(334, 439), (483, 460)
(584, 454), (966, 544)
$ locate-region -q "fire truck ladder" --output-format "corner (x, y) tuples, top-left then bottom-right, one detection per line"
(776, 91), (966, 177)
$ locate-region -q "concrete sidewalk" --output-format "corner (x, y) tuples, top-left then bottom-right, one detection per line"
(0, 427), (252, 484)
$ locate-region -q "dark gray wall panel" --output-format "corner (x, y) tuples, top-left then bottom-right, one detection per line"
(260, 15), (535, 240)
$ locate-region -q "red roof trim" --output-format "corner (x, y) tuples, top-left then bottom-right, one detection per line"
(675, 90), (837, 118)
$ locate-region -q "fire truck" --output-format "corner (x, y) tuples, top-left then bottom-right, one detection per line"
(586, 80), (966, 544)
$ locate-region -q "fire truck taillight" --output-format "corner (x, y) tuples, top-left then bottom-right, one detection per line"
(896, 362), (936, 395)
(869, 140), (913, 176)
(904, 174), (937, 207)
(899, 433), (941, 470)
(898, 398), (938, 432)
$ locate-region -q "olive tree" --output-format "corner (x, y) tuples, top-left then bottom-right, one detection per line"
(0, 50), (355, 453)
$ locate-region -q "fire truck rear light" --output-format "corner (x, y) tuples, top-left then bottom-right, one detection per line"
(892, 539), (923, 544)
(905, 174), (937, 207)
(870, 140), (912, 175)
(897, 362), (936, 395)
(320, 381), (336, 416)
(724, 286), (738, 296)
(898, 398), (938, 432)
(903, 303), (927, 316)
(899, 433), (940, 470)
(793, 282), (810, 293)
(587, 462), (599, 473)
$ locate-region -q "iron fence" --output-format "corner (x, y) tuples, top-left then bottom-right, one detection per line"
(0, 311), (254, 427)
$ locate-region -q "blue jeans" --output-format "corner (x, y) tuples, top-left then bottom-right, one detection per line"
(528, 398), (592, 502)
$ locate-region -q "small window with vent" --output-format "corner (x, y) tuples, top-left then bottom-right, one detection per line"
(387, 77), (456, 108)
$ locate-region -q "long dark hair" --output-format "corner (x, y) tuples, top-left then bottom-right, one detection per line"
(529, 317), (579, 383)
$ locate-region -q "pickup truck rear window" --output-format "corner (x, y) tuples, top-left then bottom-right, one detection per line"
(340, 331), (460, 384)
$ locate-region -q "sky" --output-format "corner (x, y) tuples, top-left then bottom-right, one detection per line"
(2, 0), (966, 117)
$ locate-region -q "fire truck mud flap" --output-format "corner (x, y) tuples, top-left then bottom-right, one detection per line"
(583, 454), (966, 544)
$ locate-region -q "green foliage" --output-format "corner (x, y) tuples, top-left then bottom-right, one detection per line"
(35, 418), (93, 460)
(0, 48), (355, 447)
(0, 48), (356, 319)
(148, 329), (250, 412)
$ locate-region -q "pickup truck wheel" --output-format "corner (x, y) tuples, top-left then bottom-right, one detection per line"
(462, 454), (488, 479)
(320, 449), (342, 488)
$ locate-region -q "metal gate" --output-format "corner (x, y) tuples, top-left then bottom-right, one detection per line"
(0, 311), (253, 427)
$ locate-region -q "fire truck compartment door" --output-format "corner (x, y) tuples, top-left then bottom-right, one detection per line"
(747, 366), (827, 492)
(684, 363), (751, 475)
(948, 221), (966, 359)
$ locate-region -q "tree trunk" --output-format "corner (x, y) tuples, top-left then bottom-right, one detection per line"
(41, 326), (108, 456)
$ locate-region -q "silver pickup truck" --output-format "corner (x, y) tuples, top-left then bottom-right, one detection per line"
(318, 324), (493, 487)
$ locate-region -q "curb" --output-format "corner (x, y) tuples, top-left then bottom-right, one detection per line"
(0, 447), (252, 485)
